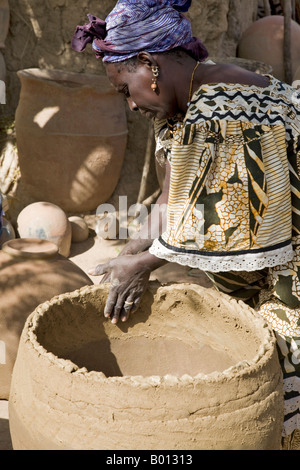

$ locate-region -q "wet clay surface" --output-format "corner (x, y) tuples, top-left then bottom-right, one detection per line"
(9, 283), (283, 450)
(37, 284), (260, 379)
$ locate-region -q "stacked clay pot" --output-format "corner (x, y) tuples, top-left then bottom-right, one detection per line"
(238, 16), (300, 81)
(15, 68), (128, 212)
(17, 202), (72, 257)
(0, 238), (93, 399)
(9, 283), (283, 450)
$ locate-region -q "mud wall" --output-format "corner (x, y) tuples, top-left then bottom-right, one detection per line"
(1, 0), (258, 208)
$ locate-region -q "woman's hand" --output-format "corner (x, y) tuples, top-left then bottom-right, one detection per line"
(89, 251), (167, 324)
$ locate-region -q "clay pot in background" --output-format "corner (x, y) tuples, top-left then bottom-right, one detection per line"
(238, 16), (300, 82)
(9, 283), (283, 450)
(0, 238), (93, 400)
(17, 201), (72, 257)
(15, 68), (128, 212)
(68, 216), (89, 243)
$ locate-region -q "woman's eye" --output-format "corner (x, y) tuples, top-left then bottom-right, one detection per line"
(123, 86), (130, 98)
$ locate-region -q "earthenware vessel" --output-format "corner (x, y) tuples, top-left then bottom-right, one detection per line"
(238, 16), (300, 81)
(15, 68), (128, 212)
(17, 202), (72, 257)
(0, 238), (93, 399)
(9, 283), (283, 450)
(68, 216), (89, 243)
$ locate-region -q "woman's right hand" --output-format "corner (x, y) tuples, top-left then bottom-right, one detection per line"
(89, 250), (166, 324)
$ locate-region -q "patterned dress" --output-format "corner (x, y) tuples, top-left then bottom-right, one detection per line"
(150, 74), (300, 439)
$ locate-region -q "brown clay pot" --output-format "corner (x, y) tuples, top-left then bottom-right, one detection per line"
(238, 15), (300, 81)
(68, 216), (89, 243)
(15, 68), (128, 212)
(9, 283), (283, 450)
(0, 238), (93, 399)
(17, 201), (72, 257)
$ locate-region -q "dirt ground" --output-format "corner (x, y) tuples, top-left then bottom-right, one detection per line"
(0, 232), (212, 450)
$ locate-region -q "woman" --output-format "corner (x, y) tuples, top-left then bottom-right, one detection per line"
(72, 0), (300, 447)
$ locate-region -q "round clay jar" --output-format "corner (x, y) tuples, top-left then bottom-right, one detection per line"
(68, 216), (89, 243)
(9, 283), (284, 450)
(17, 201), (72, 257)
(0, 238), (93, 399)
(238, 15), (300, 81)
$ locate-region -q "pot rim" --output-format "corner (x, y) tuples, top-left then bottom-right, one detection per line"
(16, 67), (115, 93)
(2, 238), (59, 259)
(22, 283), (279, 387)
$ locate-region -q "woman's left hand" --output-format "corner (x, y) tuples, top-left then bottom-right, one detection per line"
(88, 253), (152, 324)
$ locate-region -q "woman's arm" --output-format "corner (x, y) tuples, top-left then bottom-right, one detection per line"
(119, 159), (170, 255)
(88, 159), (171, 323)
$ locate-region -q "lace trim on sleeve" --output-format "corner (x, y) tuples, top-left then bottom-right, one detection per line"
(149, 238), (294, 272)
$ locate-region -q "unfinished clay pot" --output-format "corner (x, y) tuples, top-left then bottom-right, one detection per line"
(238, 16), (300, 81)
(15, 68), (128, 212)
(9, 283), (283, 450)
(0, 238), (93, 399)
(17, 201), (72, 257)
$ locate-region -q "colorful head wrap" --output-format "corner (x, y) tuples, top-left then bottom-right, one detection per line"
(71, 0), (208, 63)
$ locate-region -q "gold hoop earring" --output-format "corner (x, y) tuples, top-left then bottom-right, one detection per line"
(151, 66), (159, 91)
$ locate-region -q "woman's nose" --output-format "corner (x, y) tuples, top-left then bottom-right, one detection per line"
(127, 97), (139, 112)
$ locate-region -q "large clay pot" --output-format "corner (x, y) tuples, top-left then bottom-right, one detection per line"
(15, 68), (128, 212)
(9, 283), (284, 450)
(238, 16), (300, 81)
(0, 238), (93, 399)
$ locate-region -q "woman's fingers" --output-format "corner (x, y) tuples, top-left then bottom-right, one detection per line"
(88, 262), (110, 276)
(120, 296), (136, 322)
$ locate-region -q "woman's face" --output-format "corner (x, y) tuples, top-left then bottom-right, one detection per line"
(105, 61), (180, 121)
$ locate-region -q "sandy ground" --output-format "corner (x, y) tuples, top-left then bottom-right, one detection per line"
(0, 233), (212, 450)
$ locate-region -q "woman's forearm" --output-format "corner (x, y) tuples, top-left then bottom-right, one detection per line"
(124, 191), (168, 253)
(135, 248), (168, 272)
(122, 160), (170, 256)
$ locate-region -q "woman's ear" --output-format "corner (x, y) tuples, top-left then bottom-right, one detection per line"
(137, 51), (158, 69)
